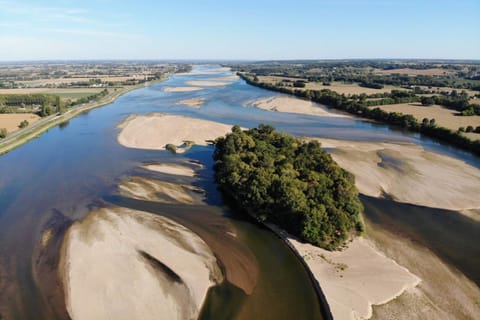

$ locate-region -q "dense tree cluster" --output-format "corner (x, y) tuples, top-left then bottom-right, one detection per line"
(213, 125), (363, 250)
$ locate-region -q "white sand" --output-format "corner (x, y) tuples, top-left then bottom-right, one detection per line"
(186, 80), (232, 87)
(141, 163), (196, 177)
(61, 207), (223, 320)
(211, 75), (239, 81)
(117, 114), (234, 150)
(119, 176), (201, 204)
(175, 98), (205, 108)
(250, 96), (349, 118)
(286, 235), (420, 320)
(317, 138), (480, 212)
(163, 86), (203, 92)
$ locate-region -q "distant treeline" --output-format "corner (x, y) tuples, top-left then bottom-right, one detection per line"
(239, 73), (480, 156)
(214, 125), (363, 250)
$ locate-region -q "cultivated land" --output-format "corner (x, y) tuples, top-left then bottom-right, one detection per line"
(232, 61), (480, 155)
(0, 62), (191, 155)
(258, 76), (404, 95)
(0, 113), (41, 133)
(374, 103), (480, 139)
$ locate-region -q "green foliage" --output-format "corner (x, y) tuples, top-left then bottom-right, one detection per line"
(213, 125), (363, 250)
(18, 120), (29, 128)
(165, 144), (177, 154)
(0, 128), (7, 138)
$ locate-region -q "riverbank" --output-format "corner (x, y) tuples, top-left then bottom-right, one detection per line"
(0, 76), (169, 156)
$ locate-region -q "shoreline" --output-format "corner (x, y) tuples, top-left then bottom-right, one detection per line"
(0, 76), (170, 156)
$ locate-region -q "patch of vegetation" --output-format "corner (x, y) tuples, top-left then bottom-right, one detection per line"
(213, 124), (363, 250)
(165, 143), (177, 154)
(0, 128), (7, 138)
(18, 120), (29, 128)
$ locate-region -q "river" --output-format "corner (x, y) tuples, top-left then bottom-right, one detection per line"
(0, 65), (478, 319)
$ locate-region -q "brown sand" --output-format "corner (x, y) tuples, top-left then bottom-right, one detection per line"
(0, 113), (41, 133)
(250, 96), (349, 118)
(117, 114), (234, 150)
(316, 138), (480, 213)
(175, 98), (205, 108)
(61, 207), (223, 320)
(163, 86), (203, 92)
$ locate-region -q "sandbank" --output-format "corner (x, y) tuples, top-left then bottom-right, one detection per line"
(61, 207), (223, 320)
(163, 86), (203, 92)
(117, 114), (234, 150)
(366, 220), (480, 319)
(250, 96), (349, 118)
(316, 138), (480, 213)
(211, 75), (239, 81)
(141, 163), (196, 177)
(175, 98), (205, 108)
(119, 176), (201, 204)
(186, 80), (232, 87)
(271, 225), (419, 320)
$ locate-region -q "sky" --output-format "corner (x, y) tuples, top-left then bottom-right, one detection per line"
(0, 0), (479, 61)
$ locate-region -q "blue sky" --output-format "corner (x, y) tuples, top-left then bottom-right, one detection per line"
(0, 0), (479, 60)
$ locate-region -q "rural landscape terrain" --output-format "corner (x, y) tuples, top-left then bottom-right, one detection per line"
(0, 0), (479, 319)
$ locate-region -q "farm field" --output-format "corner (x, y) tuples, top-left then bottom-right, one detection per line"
(373, 103), (480, 139)
(0, 113), (41, 133)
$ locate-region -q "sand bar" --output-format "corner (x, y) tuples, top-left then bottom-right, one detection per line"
(61, 207), (223, 320)
(271, 225), (420, 320)
(163, 86), (203, 92)
(119, 176), (201, 204)
(186, 80), (232, 87)
(141, 163), (196, 177)
(250, 96), (349, 118)
(175, 98), (205, 108)
(316, 138), (480, 213)
(117, 114), (234, 150)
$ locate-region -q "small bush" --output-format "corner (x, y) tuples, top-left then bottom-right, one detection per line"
(165, 144), (177, 154)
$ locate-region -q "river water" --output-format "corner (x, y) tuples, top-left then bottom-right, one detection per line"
(0, 65), (478, 319)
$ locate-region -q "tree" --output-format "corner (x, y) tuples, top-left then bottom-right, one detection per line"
(0, 128), (7, 138)
(420, 96), (435, 106)
(165, 144), (177, 154)
(466, 126), (474, 133)
(18, 120), (29, 128)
